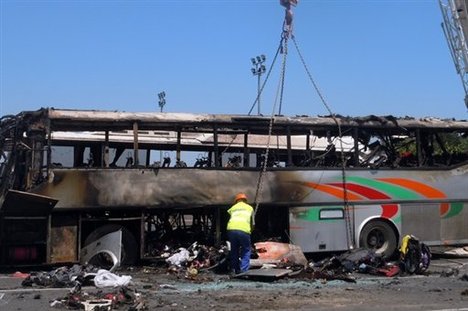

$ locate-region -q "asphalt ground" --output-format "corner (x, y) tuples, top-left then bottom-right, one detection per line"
(0, 257), (467, 311)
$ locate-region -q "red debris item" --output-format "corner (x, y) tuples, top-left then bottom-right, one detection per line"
(11, 271), (30, 278)
(377, 265), (400, 277)
(67, 293), (83, 309)
(104, 293), (116, 301)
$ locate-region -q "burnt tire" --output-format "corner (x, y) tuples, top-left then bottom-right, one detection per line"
(84, 224), (138, 266)
(359, 220), (397, 259)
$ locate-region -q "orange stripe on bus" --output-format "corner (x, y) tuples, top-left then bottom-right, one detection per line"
(377, 178), (449, 216)
(303, 182), (364, 201)
(377, 178), (446, 199)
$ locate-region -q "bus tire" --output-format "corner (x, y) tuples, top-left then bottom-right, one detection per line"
(359, 220), (397, 259)
(84, 224), (138, 266)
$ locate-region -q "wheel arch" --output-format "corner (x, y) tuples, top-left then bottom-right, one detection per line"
(357, 216), (400, 246)
(82, 222), (140, 266)
(357, 216), (400, 258)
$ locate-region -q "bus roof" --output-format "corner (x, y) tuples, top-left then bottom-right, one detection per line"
(44, 108), (468, 133)
(3, 108), (467, 137)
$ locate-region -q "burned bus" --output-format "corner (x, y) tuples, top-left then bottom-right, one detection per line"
(0, 108), (467, 266)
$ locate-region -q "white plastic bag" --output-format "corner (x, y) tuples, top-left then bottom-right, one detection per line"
(165, 248), (190, 266)
(92, 269), (132, 288)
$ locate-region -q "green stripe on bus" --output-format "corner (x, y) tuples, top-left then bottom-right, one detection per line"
(443, 202), (464, 219)
(299, 208), (319, 222)
(296, 207), (342, 222)
(346, 176), (421, 200)
(392, 212), (401, 224)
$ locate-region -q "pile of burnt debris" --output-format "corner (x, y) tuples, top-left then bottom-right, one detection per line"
(17, 265), (144, 310)
(145, 235), (431, 282)
(11, 236), (434, 310)
(231, 240), (429, 282)
(49, 285), (145, 311)
(154, 241), (230, 277)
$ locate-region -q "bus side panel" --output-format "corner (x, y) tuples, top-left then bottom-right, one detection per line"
(49, 214), (78, 263)
(289, 206), (348, 253)
(441, 202), (468, 244)
(400, 203), (440, 244)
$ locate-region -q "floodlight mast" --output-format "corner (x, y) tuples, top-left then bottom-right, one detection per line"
(158, 91), (166, 112)
(439, 0), (468, 109)
(251, 55), (267, 115)
(157, 91), (166, 163)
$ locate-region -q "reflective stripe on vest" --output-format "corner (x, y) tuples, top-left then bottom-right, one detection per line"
(227, 201), (253, 234)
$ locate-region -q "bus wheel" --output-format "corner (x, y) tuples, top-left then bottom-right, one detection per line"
(84, 224), (138, 267)
(359, 220), (397, 259)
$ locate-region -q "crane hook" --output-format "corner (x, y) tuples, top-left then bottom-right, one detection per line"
(280, 0), (298, 39)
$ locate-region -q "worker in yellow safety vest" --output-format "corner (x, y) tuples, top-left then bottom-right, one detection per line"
(227, 193), (254, 274)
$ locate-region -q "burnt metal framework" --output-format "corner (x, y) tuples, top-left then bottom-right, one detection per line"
(0, 108), (467, 265)
(2, 109), (467, 179)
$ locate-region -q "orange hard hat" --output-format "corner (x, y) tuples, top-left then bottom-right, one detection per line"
(234, 193), (248, 202)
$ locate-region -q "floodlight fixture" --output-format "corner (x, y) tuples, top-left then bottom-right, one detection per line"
(250, 54), (267, 115)
(158, 91), (166, 112)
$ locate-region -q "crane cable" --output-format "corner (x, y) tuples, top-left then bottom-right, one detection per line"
(252, 29), (290, 226)
(250, 2), (355, 250)
(252, 1), (295, 226)
(291, 35), (355, 250)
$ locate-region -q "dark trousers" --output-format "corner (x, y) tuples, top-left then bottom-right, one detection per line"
(227, 230), (251, 273)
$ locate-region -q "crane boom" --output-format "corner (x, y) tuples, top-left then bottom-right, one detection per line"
(440, 0), (468, 109)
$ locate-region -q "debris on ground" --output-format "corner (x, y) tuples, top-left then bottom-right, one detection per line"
(252, 242), (308, 268)
(50, 285), (146, 310)
(11, 271), (30, 279)
(165, 248), (190, 266)
(147, 240), (432, 282)
(20, 264), (134, 290)
(91, 269), (133, 288)
(399, 235), (431, 275)
(234, 268), (293, 281)
(441, 267), (459, 277)
(161, 242), (229, 278)
(17, 237), (438, 303)
(80, 299), (112, 311)
(21, 264), (97, 288)
(438, 246), (468, 258)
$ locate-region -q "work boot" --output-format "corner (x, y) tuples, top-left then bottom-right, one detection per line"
(229, 270), (239, 278)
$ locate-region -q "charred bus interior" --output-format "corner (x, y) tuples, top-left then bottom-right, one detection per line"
(0, 109), (467, 265)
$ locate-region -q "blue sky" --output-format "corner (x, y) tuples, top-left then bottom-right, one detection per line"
(1, 0), (467, 119)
